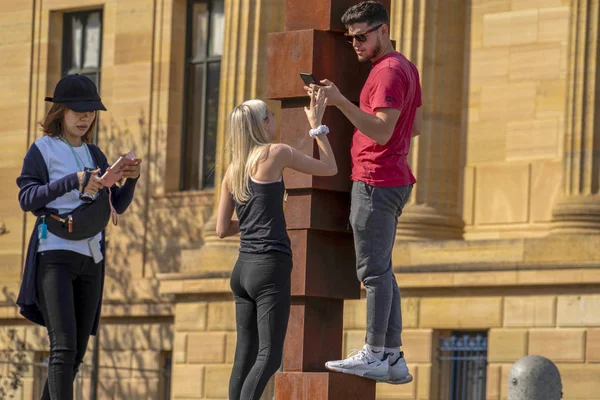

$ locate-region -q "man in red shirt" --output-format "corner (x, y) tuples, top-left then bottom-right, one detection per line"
(308, 1), (421, 385)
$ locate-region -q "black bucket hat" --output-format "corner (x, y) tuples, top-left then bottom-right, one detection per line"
(45, 74), (107, 112)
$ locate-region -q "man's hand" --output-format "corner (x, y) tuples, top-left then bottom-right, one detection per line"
(304, 79), (346, 107)
(305, 79), (401, 145)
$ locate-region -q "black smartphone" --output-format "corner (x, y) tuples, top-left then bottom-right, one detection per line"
(300, 72), (318, 86)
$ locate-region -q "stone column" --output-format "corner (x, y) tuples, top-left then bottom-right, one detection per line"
(551, 0), (600, 234)
(391, 0), (467, 240)
(183, 0), (285, 273)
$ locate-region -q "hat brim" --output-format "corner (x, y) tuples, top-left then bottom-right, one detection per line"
(63, 101), (107, 112)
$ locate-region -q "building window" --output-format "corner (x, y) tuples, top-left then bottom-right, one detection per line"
(62, 10), (103, 143)
(181, 0), (225, 190)
(158, 352), (172, 400)
(63, 10), (103, 85)
(435, 332), (488, 400)
(34, 352), (50, 399)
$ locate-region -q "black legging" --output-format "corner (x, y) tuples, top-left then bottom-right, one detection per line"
(37, 250), (102, 400)
(229, 251), (292, 400)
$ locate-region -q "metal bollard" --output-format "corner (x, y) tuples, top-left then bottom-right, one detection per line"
(507, 355), (562, 400)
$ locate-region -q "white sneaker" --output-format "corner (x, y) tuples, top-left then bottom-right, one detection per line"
(385, 351), (413, 384)
(325, 345), (388, 380)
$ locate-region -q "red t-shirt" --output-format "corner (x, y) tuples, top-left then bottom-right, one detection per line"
(351, 52), (421, 187)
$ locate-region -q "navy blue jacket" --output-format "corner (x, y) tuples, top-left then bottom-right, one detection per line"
(16, 141), (138, 335)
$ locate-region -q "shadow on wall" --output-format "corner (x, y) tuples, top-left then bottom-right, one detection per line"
(98, 111), (212, 304)
(0, 328), (26, 400)
(0, 111), (219, 399)
(94, 111), (217, 399)
(0, 110), (221, 399)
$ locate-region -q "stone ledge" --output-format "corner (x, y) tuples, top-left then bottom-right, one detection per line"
(159, 264), (600, 295)
(163, 235), (600, 295)
(396, 267), (600, 289)
(180, 235), (600, 275)
(0, 303), (175, 321)
(100, 303), (174, 318)
(158, 271), (230, 281)
(393, 234), (600, 267)
(180, 240), (239, 273)
(395, 260), (600, 273)
(159, 277), (231, 296)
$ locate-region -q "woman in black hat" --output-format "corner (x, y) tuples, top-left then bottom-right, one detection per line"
(16, 74), (141, 400)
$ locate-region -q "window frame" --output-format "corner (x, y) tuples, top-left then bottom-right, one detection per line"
(158, 351), (173, 400)
(180, 0), (224, 191)
(62, 9), (104, 144)
(62, 9), (104, 83)
(33, 352), (50, 399)
(435, 330), (488, 400)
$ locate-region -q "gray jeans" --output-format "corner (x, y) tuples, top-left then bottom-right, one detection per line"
(349, 181), (413, 348)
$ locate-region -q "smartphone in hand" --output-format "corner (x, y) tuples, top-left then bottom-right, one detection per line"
(300, 72), (319, 86)
(101, 150), (137, 187)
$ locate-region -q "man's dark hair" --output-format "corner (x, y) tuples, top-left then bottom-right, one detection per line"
(341, 1), (389, 27)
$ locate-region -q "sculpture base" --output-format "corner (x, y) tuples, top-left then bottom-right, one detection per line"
(275, 372), (376, 400)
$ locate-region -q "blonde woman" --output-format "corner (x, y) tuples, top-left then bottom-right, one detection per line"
(217, 89), (336, 400)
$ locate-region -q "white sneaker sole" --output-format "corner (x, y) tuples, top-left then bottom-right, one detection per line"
(325, 363), (387, 380)
(382, 373), (413, 385)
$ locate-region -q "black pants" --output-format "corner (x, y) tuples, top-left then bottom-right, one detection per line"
(229, 251), (292, 400)
(37, 250), (102, 400)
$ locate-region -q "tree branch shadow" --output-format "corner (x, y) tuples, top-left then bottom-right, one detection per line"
(79, 111), (209, 398)
(1, 110), (210, 399)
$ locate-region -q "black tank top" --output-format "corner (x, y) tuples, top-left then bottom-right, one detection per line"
(234, 178), (291, 256)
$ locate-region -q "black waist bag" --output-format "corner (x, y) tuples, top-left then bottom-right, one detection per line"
(45, 188), (111, 241)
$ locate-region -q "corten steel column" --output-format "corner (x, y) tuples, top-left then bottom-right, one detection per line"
(266, 1), (389, 399)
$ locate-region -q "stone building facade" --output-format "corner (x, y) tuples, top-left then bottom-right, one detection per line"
(1, 0), (599, 399)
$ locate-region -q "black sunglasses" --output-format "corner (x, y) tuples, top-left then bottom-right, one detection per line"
(344, 23), (384, 44)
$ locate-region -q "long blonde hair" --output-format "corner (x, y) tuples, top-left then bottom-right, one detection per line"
(228, 99), (272, 204)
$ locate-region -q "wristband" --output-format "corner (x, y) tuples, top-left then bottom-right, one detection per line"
(309, 125), (329, 138)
